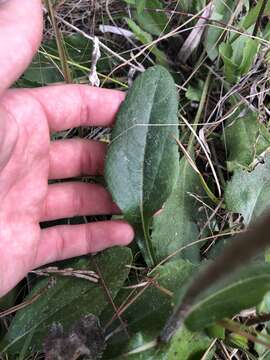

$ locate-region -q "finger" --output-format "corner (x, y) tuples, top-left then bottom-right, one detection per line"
(0, 0), (43, 94)
(27, 85), (125, 131)
(49, 139), (106, 180)
(41, 182), (119, 222)
(0, 106), (18, 171)
(35, 220), (134, 267)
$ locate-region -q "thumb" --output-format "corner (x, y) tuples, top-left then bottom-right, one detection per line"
(0, 0), (43, 95)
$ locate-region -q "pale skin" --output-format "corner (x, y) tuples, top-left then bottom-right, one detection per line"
(0, 0), (134, 297)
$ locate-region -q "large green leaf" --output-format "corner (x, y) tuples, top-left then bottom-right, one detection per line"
(151, 156), (201, 264)
(204, 0), (236, 60)
(224, 112), (270, 171)
(184, 263), (270, 331)
(1, 247), (132, 355)
(105, 66), (179, 226)
(225, 155), (270, 224)
(134, 0), (169, 36)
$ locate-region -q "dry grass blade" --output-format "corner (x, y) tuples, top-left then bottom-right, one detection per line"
(45, 0), (72, 83)
(178, 2), (213, 64)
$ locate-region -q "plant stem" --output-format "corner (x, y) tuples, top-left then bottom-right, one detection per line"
(45, 0), (72, 83)
(141, 215), (156, 267)
(185, 72), (220, 202)
(187, 71), (211, 150)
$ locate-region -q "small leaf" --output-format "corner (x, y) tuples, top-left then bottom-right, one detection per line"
(225, 155), (270, 224)
(220, 36), (260, 83)
(204, 0), (236, 60)
(186, 79), (204, 102)
(105, 66), (179, 263)
(184, 263), (270, 331)
(239, 38), (259, 74)
(1, 248), (132, 355)
(219, 42), (239, 83)
(125, 18), (168, 67)
(151, 156), (202, 264)
(224, 112), (270, 171)
(135, 0), (168, 36)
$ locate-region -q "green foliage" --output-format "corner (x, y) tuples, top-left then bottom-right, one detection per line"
(151, 156), (202, 264)
(105, 66), (179, 264)
(219, 38), (260, 83)
(184, 263), (270, 331)
(125, 18), (169, 66)
(204, 0), (236, 60)
(134, 0), (169, 36)
(104, 258), (198, 358)
(224, 111), (270, 171)
(5, 1), (270, 358)
(22, 34), (92, 84)
(185, 80), (204, 102)
(112, 326), (211, 359)
(225, 155), (270, 224)
(1, 248), (132, 355)
(177, 0), (206, 13)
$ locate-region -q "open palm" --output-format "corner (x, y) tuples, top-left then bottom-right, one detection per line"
(0, 0), (133, 297)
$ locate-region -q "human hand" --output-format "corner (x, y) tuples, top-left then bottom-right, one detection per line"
(0, 0), (134, 297)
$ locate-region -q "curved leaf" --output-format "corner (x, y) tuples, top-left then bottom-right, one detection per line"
(185, 263), (270, 331)
(105, 65), (179, 225)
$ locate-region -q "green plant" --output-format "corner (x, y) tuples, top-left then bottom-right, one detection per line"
(3, 1), (270, 359)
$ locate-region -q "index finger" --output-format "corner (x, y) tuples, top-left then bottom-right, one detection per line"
(27, 85), (125, 131)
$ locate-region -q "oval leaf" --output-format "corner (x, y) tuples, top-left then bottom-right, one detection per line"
(105, 65), (179, 225)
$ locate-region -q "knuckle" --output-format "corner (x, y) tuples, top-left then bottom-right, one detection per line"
(80, 141), (92, 175)
(56, 229), (66, 260)
(83, 225), (94, 254)
(71, 186), (83, 216)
